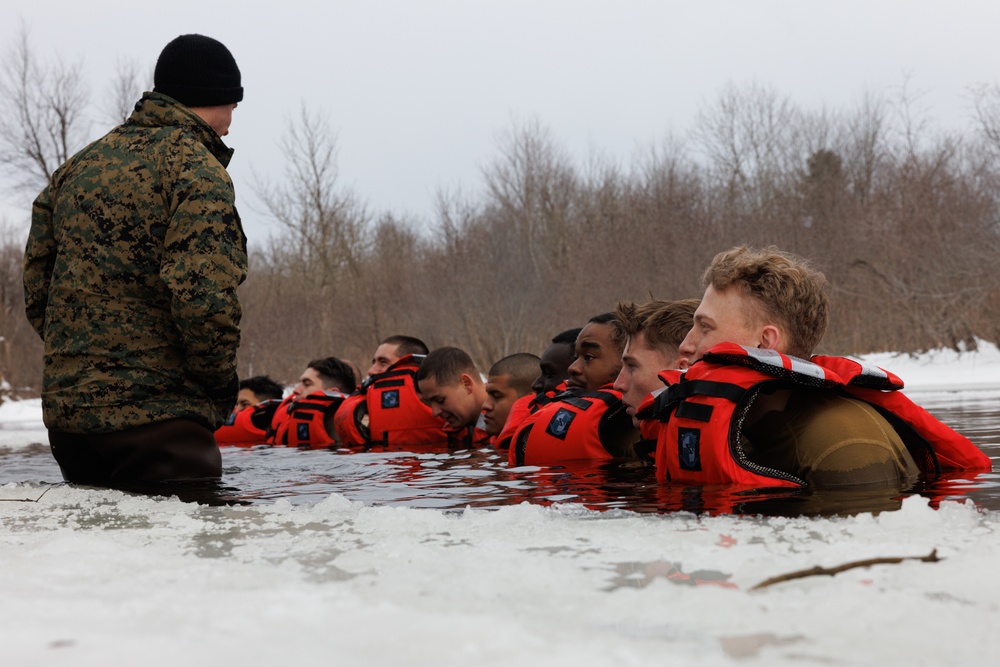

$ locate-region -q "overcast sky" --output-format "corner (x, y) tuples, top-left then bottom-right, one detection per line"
(3, 0), (999, 241)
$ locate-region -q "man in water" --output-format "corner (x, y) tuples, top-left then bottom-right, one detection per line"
(24, 34), (247, 490)
(415, 347), (490, 446)
(613, 299), (698, 426)
(482, 353), (540, 438)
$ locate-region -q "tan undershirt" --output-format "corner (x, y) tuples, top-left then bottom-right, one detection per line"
(742, 389), (920, 488)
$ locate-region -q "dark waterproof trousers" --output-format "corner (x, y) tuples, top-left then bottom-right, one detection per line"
(48, 418), (222, 490)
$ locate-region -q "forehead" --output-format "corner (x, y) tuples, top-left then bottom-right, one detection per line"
(373, 343), (400, 359)
(541, 342), (573, 365)
(624, 331), (654, 356)
(698, 285), (758, 325)
(485, 374), (514, 392)
(577, 322), (614, 348)
(418, 376), (455, 396)
(300, 367), (321, 381)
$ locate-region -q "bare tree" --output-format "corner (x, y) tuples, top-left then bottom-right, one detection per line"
(103, 58), (148, 126)
(251, 105), (372, 353)
(0, 25), (90, 192)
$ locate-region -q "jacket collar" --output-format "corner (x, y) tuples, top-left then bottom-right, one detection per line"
(127, 92), (235, 167)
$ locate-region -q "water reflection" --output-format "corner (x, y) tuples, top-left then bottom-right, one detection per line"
(2, 392), (998, 515)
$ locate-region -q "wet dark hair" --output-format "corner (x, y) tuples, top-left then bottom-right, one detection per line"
(551, 327), (582, 346)
(307, 357), (357, 393)
(488, 353), (541, 396)
(380, 335), (429, 357)
(414, 347), (479, 386)
(239, 375), (284, 401)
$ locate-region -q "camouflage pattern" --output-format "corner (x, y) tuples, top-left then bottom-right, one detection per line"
(24, 92), (248, 433)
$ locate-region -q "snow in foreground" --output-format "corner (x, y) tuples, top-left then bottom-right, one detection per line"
(0, 486), (997, 666)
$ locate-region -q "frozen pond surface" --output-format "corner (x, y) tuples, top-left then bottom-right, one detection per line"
(2, 344), (999, 665)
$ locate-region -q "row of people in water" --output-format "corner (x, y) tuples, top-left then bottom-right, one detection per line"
(216, 245), (991, 491)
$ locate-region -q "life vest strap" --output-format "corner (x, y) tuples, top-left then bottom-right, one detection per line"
(653, 379), (746, 422)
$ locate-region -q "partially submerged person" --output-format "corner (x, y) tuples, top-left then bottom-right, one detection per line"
(366, 335), (429, 378)
(565, 314), (622, 392)
(235, 376), (285, 413)
(642, 245), (990, 489)
(495, 328), (581, 452)
(23, 34), (247, 491)
(483, 353), (540, 440)
(613, 299), (699, 426)
(268, 357), (357, 448)
(415, 347), (490, 447)
(531, 328), (581, 394)
(509, 314), (638, 467)
(334, 335), (450, 448)
(215, 375), (286, 447)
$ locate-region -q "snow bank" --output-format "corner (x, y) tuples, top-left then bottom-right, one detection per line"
(0, 485), (996, 665)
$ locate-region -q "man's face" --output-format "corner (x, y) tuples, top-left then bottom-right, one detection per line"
(613, 332), (678, 426)
(235, 388), (262, 413)
(566, 322), (623, 391)
(292, 367), (327, 398)
(679, 285), (763, 364)
(531, 342), (575, 394)
(368, 343), (401, 377)
(417, 375), (482, 430)
(482, 374), (522, 436)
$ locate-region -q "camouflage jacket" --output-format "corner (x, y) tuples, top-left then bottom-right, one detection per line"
(24, 92), (248, 433)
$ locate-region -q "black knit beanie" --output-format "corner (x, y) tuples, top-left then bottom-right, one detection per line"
(154, 34), (243, 107)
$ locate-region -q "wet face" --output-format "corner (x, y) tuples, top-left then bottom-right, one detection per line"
(566, 322), (623, 391)
(368, 343), (401, 377)
(417, 375), (482, 430)
(292, 367), (327, 399)
(482, 374), (522, 436)
(613, 332), (678, 426)
(531, 342), (575, 394)
(234, 388), (262, 413)
(678, 285), (766, 364)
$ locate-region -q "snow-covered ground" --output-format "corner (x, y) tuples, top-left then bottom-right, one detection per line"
(2, 342), (998, 666)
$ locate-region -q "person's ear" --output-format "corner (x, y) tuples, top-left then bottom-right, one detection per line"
(460, 373), (474, 393)
(759, 325), (781, 351)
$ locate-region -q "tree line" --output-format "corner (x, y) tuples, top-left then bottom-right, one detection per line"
(2, 32), (1000, 394)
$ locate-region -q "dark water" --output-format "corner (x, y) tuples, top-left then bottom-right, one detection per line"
(3, 391), (998, 516)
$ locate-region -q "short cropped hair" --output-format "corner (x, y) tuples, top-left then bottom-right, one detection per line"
(703, 245), (829, 357)
(414, 347), (480, 386)
(551, 327), (582, 346)
(614, 299), (699, 354)
(307, 357), (358, 393)
(488, 353), (541, 396)
(380, 335), (429, 357)
(239, 375), (284, 401)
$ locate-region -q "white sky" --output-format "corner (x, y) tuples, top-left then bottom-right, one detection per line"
(3, 0), (1000, 242)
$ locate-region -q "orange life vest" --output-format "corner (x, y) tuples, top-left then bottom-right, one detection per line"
(639, 343), (991, 487)
(333, 354), (451, 449)
(215, 399), (282, 447)
(493, 389), (561, 451)
(268, 390), (349, 449)
(509, 385), (637, 467)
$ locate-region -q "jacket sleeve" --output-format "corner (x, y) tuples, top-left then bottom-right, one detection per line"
(23, 183), (57, 339)
(160, 144), (248, 415)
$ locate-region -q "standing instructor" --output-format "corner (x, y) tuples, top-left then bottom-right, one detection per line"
(23, 34), (248, 490)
